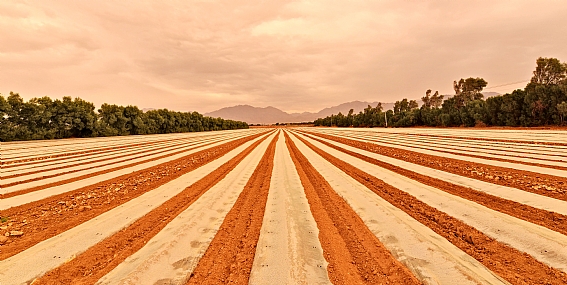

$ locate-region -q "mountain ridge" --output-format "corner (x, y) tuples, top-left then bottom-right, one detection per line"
(204, 101), (394, 124)
(205, 92), (500, 124)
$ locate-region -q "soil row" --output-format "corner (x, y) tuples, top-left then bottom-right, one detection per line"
(293, 132), (567, 285)
(2, 137), (231, 199)
(303, 131), (567, 201)
(348, 133), (567, 171)
(387, 134), (567, 159)
(2, 137), (224, 181)
(185, 132), (279, 284)
(2, 136), (190, 166)
(0, 132), (268, 260)
(387, 131), (567, 146)
(284, 132), (421, 285)
(32, 133), (272, 285)
(301, 132), (567, 236)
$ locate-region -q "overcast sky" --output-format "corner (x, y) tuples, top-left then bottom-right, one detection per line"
(1, 1), (566, 113)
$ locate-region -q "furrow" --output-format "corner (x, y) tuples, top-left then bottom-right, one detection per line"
(2, 133), (205, 163)
(336, 132), (567, 170)
(2, 136), (221, 179)
(5, 132), (273, 285)
(298, 131), (567, 235)
(303, 131), (567, 202)
(2, 135), (215, 174)
(184, 131), (279, 284)
(249, 131), (330, 285)
(285, 131), (421, 285)
(317, 129), (567, 158)
(1, 133), (243, 189)
(0, 131), (261, 201)
(334, 128), (567, 145)
(94, 132), (276, 285)
(0, 132), (268, 261)
(312, 130), (567, 171)
(292, 131), (567, 284)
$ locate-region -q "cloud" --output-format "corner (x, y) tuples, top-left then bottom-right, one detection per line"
(1, 0), (566, 113)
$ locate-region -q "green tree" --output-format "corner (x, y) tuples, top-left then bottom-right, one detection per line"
(97, 104), (129, 136)
(63, 97), (98, 138)
(453, 77), (488, 107)
(422, 90), (432, 108)
(0, 94), (16, 141)
(558, 102), (567, 125)
(409, 100), (419, 110)
(531, 57), (567, 86)
(123, 105), (147, 135)
(524, 58), (567, 125)
(347, 109), (354, 126)
(431, 91), (444, 108)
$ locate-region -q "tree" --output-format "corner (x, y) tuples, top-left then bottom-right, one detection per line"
(409, 100), (419, 110)
(6, 92), (39, 140)
(524, 57), (567, 125)
(422, 90), (432, 108)
(97, 104), (129, 136)
(430, 91), (444, 108)
(453, 77), (488, 107)
(400, 99), (410, 112)
(315, 57), (565, 128)
(0, 93), (247, 141)
(531, 57), (567, 86)
(347, 108), (354, 126)
(68, 97), (98, 138)
(558, 102), (567, 125)
(461, 100), (486, 127)
(123, 105), (147, 135)
(0, 94), (15, 141)
(422, 90), (443, 109)
(393, 101), (400, 114)
(394, 99), (411, 114)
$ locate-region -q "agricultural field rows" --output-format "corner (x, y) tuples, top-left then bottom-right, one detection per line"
(1, 127), (566, 285)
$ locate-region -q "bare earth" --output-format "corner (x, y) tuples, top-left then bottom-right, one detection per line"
(1, 127), (566, 285)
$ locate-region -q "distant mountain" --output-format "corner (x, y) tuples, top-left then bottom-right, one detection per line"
(204, 105), (293, 125)
(205, 93), (501, 125)
(205, 101), (395, 125)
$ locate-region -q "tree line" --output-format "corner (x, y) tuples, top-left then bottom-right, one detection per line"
(0, 93), (248, 142)
(314, 57), (567, 128)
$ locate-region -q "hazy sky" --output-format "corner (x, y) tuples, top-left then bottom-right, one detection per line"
(1, 1), (567, 113)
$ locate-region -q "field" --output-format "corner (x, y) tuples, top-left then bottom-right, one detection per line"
(1, 127), (567, 285)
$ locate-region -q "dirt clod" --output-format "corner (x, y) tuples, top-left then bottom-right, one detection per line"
(464, 234), (474, 245)
(10, 231), (24, 237)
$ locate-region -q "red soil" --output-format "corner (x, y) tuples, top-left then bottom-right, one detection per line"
(352, 133), (567, 171)
(295, 132), (567, 284)
(32, 133), (272, 285)
(304, 131), (567, 202)
(2, 136), (189, 166)
(303, 132), (567, 236)
(285, 132), (421, 285)
(186, 132), (278, 284)
(2, 137), (219, 180)
(0, 132), (268, 260)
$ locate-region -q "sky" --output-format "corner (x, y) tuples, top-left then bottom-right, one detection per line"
(1, 1), (567, 113)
